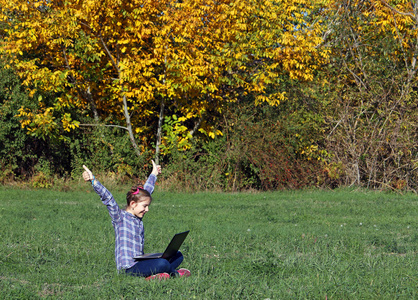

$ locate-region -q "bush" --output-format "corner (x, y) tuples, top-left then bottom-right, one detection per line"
(0, 59), (37, 181)
(159, 100), (328, 191)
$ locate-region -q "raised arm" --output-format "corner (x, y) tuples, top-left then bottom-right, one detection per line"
(82, 165), (122, 222)
(143, 160), (161, 195)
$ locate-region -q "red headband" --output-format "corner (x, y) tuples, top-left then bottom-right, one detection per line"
(132, 187), (144, 195)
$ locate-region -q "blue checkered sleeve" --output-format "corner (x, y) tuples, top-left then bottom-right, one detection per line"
(143, 174), (157, 194)
(92, 179), (122, 222)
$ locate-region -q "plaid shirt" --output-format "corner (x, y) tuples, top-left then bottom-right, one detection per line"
(92, 174), (157, 270)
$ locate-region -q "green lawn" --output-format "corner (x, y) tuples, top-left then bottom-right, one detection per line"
(0, 187), (417, 299)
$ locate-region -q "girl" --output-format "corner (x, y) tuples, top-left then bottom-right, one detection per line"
(82, 161), (190, 280)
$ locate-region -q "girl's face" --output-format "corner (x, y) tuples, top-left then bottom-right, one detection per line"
(130, 198), (151, 218)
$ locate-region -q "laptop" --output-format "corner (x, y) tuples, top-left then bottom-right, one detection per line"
(133, 230), (190, 261)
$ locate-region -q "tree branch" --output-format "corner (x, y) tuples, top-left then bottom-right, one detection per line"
(98, 33), (120, 74)
(380, 0), (415, 18)
(78, 123), (128, 131)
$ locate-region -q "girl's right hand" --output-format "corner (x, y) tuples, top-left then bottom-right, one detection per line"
(82, 165), (94, 181)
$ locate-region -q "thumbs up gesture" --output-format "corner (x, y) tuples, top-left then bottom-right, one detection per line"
(82, 165), (94, 182)
(151, 160), (162, 176)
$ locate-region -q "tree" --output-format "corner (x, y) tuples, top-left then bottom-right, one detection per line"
(322, 0), (418, 190)
(0, 0), (331, 163)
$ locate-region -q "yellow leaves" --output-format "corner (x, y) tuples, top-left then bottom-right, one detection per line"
(355, 0), (417, 65)
(135, 126), (148, 134)
(16, 106), (58, 138)
(118, 39), (131, 45)
(209, 130), (223, 139)
(16, 107), (33, 129)
(2, 0), (332, 145)
(33, 1), (43, 8)
(62, 113), (80, 132)
(255, 91), (286, 106)
(299, 145), (321, 161)
(199, 128), (223, 139)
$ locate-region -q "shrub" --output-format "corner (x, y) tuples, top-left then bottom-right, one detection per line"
(159, 100), (328, 191)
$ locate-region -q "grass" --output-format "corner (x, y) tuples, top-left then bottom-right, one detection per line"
(0, 186), (417, 299)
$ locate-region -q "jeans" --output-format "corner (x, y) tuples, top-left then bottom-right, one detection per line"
(125, 251), (184, 277)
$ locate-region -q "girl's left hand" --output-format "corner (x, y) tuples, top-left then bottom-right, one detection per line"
(151, 160), (162, 176)
(82, 165), (94, 181)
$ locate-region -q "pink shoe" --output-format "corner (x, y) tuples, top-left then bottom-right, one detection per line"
(145, 272), (170, 281)
(177, 268), (191, 278)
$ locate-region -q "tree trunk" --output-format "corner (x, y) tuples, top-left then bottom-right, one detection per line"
(122, 94), (141, 158)
(190, 115), (203, 137)
(86, 86), (100, 123)
(154, 99), (165, 164)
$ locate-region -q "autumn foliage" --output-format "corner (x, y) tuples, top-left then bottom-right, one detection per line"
(1, 0), (417, 191)
(0, 0), (330, 146)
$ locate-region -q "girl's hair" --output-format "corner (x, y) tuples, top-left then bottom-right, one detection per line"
(126, 185), (152, 207)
